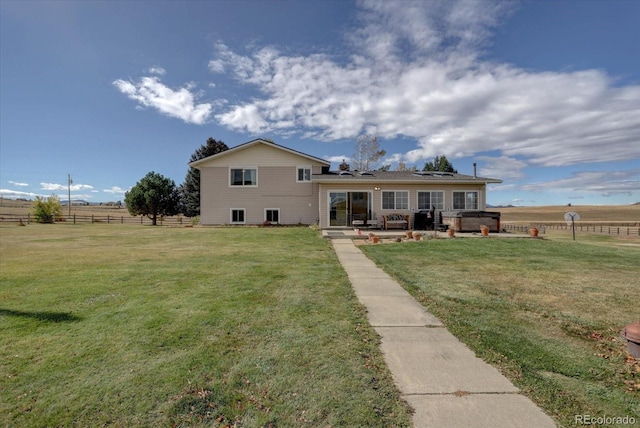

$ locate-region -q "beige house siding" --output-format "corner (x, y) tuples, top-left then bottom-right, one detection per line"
(194, 142), (325, 168)
(200, 165), (323, 225)
(318, 182), (488, 228)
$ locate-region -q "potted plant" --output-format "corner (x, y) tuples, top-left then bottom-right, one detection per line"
(413, 232), (422, 241)
(529, 227), (539, 237)
(447, 227), (455, 237)
(480, 225), (489, 236)
(406, 230), (413, 239)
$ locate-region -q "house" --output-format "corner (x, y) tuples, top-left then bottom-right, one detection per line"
(189, 139), (502, 229)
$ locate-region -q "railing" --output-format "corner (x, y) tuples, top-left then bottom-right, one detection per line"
(0, 213), (193, 226)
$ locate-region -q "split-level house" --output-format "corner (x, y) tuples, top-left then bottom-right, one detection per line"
(189, 139), (502, 229)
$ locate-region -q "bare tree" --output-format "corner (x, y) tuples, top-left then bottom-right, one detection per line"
(351, 133), (386, 171)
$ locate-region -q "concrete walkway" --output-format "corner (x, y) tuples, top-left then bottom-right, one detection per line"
(331, 239), (557, 428)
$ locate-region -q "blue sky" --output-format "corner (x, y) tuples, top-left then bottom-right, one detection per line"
(1, 0), (639, 206)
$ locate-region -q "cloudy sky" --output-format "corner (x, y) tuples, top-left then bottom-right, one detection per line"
(1, 0), (639, 206)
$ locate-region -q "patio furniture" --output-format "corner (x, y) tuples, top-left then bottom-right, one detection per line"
(382, 213), (410, 230)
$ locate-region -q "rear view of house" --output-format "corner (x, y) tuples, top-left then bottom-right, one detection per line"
(190, 139), (502, 229)
(189, 139), (330, 226)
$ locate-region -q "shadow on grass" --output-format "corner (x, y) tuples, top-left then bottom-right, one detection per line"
(0, 308), (82, 322)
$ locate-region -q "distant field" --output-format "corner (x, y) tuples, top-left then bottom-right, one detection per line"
(498, 204), (639, 224)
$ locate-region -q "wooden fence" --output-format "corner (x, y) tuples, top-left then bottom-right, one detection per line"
(0, 213), (194, 226)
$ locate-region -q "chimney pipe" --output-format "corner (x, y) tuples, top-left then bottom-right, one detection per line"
(473, 162), (477, 178)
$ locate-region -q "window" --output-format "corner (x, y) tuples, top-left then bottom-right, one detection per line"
(382, 191), (408, 210)
(265, 209), (280, 223)
(417, 191), (444, 210)
(297, 166), (312, 182)
(453, 191), (478, 210)
(230, 168), (257, 186)
(230, 209), (245, 224)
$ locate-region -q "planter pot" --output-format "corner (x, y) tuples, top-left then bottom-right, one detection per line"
(371, 236), (380, 244)
(529, 228), (539, 237)
(414, 234), (422, 241)
(623, 322), (640, 358)
(447, 228), (455, 237)
(480, 227), (489, 237)
(406, 231), (413, 239)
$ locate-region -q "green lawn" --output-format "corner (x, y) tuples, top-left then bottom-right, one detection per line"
(0, 224), (412, 427)
(361, 237), (640, 427)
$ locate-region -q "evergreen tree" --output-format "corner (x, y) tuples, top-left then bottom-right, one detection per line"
(422, 155), (458, 173)
(180, 138), (229, 217)
(125, 172), (181, 225)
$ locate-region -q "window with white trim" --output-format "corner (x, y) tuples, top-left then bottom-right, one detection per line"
(297, 166), (312, 182)
(382, 191), (408, 210)
(265, 209), (280, 223)
(230, 168), (257, 186)
(230, 209), (246, 224)
(417, 191), (444, 210)
(453, 191), (478, 210)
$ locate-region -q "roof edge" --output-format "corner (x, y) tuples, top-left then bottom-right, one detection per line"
(189, 138), (331, 168)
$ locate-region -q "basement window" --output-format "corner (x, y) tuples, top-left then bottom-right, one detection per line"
(230, 209), (246, 224)
(265, 209), (280, 223)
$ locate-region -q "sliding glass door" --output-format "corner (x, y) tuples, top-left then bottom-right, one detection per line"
(328, 192), (371, 227)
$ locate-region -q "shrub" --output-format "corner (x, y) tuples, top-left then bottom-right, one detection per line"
(32, 194), (62, 223)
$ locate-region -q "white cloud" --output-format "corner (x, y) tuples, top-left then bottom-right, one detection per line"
(148, 66), (166, 75)
(103, 186), (127, 195)
(520, 169), (640, 196)
(9, 181), (29, 187)
(324, 155), (351, 164)
(113, 76), (213, 125)
(41, 182), (94, 191)
(0, 189), (41, 199)
(206, 0), (639, 169)
(477, 155), (527, 180)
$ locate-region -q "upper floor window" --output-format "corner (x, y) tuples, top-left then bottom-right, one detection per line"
(417, 191), (444, 210)
(230, 168), (257, 187)
(297, 166), (312, 182)
(382, 191), (408, 210)
(453, 191), (478, 210)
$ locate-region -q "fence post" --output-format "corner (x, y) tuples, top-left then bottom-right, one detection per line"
(121, 216), (123, 224)
(27, 213), (30, 224)
(73, 214), (76, 224)
(91, 215), (94, 224)
(107, 215), (110, 224)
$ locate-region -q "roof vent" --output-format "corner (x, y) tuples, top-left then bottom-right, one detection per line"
(412, 171), (432, 176)
(358, 171), (374, 176)
(339, 171), (353, 176)
(433, 172), (454, 177)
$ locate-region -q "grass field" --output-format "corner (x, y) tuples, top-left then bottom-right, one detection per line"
(0, 224), (412, 427)
(361, 237), (640, 427)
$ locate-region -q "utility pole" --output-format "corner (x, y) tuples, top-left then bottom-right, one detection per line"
(68, 174), (72, 217)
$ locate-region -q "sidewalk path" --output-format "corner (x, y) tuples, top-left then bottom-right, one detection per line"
(331, 239), (557, 428)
